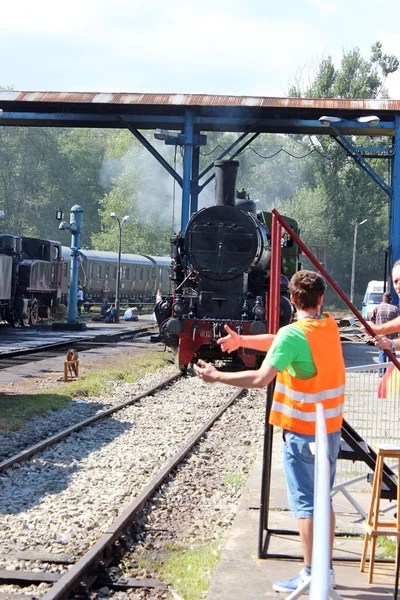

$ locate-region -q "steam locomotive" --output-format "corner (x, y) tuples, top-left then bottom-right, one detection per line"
(0, 235), (62, 327)
(155, 160), (300, 371)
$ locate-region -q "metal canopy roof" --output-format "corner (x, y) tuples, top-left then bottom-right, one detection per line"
(0, 90), (398, 135)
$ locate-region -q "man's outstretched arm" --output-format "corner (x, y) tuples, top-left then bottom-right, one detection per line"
(217, 324), (275, 354)
(193, 357), (278, 389)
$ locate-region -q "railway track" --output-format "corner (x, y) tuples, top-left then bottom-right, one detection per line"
(0, 373), (260, 599)
(0, 324), (156, 371)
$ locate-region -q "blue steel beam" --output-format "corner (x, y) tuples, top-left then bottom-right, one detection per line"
(0, 111), (185, 127)
(121, 119), (183, 187)
(191, 145), (200, 215)
(194, 117), (395, 135)
(0, 112), (395, 135)
(181, 110), (194, 231)
(330, 126), (391, 197)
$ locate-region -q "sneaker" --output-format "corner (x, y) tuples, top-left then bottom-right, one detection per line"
(273, 568), (311, 593)
(272, 568), (336, 593)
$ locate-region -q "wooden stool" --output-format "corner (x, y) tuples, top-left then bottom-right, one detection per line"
(360, 445), (400, 584)
(64, 359), (79, 382)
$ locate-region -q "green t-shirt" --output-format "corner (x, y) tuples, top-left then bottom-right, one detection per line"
(265, 315), (327, 379)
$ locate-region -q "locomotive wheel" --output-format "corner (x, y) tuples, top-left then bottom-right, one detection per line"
(29, 299), (38, 325)
(22, 307), (30, 327)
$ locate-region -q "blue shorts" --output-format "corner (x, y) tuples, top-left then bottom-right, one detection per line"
(282, 429), (341, 519)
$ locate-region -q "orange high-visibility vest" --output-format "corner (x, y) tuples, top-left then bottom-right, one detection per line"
(269, 314), (345, 435)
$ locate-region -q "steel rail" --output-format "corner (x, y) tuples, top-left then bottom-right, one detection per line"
(0, 325), (154, 362)
(0, 373), (182, 472)
(40, 387), (246, 600)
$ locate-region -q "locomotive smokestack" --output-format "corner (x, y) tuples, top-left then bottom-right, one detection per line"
(214, 160), (239, 207)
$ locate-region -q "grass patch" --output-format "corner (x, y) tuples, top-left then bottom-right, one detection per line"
(377, 536), (396, 558)
(159, 542), (221, 600)
(224, 472), (246, 492)
(0, 393), (71, 434)
(65, 352), (174, 397)
(0, 351), (174, 435)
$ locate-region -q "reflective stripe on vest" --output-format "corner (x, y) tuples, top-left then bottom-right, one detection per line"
(270, 399), (344, 422)
(269, 313), (345, 435)
(274, 382), (346, 404)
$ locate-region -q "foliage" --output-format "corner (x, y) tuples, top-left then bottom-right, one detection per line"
(281, 41), (397, 300)
(289, 41), (398, 99)
(0, 40), (398, 302)
(91, 132), (173, 255)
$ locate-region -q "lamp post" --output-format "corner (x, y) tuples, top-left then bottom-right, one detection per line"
(350, 219), (368, 304)
(110, 213), (131, 323)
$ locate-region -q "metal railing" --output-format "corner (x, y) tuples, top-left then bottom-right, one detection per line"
(333, 362), (400, 518)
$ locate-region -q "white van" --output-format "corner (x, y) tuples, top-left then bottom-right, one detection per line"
(361, 281), (385, 319)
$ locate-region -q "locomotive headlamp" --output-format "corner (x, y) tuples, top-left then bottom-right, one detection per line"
(254, 304), (264, 318)
(173, 301), (184, 316)
(253, 296), (265, 318)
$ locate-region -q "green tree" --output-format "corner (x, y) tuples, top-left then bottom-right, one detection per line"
(283, 42), (398, 301)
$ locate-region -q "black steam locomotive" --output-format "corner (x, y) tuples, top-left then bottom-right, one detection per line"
(0, 234), (62, 326)
(155, 160), (300, 371)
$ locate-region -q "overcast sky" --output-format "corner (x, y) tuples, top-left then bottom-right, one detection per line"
(2, 0), (400, 98)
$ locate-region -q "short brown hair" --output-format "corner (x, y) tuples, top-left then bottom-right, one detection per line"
(383, 292), (392, 303)
(289, 270), (326, 310)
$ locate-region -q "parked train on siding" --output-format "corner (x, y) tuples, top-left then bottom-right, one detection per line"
(155, 160), (301, 371)
(61, 249), (171, 308)
(0, 234), (62, 327)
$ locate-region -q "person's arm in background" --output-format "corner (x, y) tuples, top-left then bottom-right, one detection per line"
(367, 315), (400, 335)
(373, 335), (400, 351)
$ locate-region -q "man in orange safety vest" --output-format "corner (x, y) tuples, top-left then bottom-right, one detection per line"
(194, 270), (345, 593)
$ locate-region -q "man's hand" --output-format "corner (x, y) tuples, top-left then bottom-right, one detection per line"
(217, 324), (241, 353)
(193, 359), (220, 383)
(373, 335), (392, 351)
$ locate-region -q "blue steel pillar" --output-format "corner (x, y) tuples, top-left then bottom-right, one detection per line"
(67, 205), (84, 324)
(390, 117), (400, 299)
(190, 145), (200, 215)
(181, 110), (194, 231)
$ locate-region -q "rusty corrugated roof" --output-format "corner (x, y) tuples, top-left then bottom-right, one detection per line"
(0, 90), (399, 111)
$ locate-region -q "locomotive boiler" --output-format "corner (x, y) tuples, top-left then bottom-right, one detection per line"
(156, 160), (300, 371)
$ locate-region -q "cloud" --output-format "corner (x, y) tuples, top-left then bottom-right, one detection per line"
(1, 0), (325, 96)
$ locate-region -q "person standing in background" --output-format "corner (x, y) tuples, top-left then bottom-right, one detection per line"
(77, 286), (84, 315)
(370, 291), (399, 376)
(101, 282), (110, 316)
